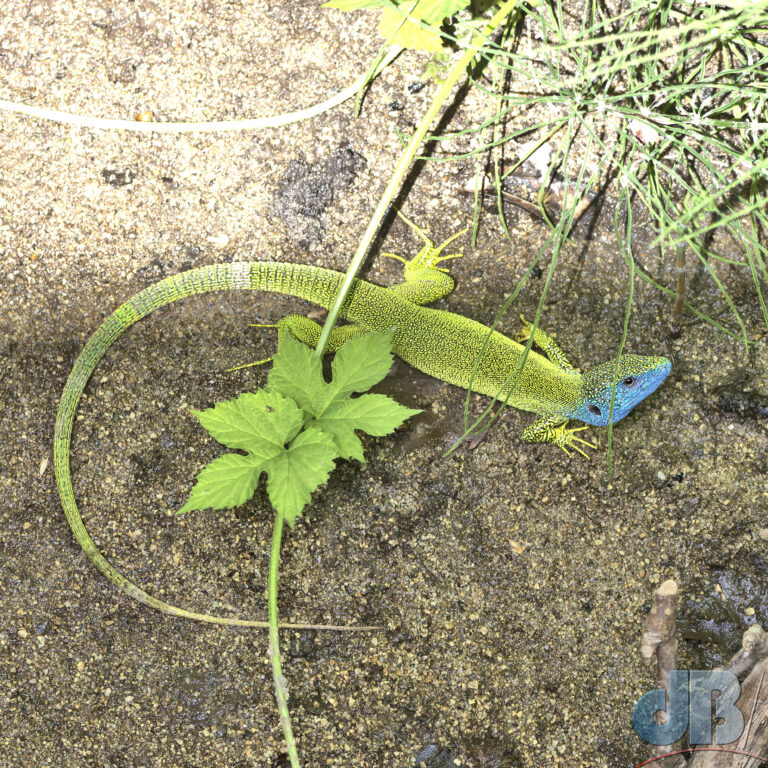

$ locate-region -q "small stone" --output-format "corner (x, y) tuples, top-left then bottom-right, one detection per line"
(209, 233), (230, 248)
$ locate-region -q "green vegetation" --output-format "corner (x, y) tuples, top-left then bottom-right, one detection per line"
(314, 0), (520, 357)
(182, 329), (418, 521)
(325, 0), (476, 52)
(180, 330), (419, 768)
(465, 0), (768, 449)
(319, 0), (768, 454)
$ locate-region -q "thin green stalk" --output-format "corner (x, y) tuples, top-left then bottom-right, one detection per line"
(470, 59), (502, 247)
(450, 117), (600, 451)
(606, 181), (635, 476)
(355, 44), (405, 117)
(314, 0), (521, 358)
(268, 512), (300, 768)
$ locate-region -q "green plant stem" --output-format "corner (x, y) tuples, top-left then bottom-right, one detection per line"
(314, 0), (521, 358)
(268, 512), (300, 768)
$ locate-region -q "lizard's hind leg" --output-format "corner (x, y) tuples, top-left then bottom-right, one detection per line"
(230, 315), (369, 371)
(274, 314), (369, 351)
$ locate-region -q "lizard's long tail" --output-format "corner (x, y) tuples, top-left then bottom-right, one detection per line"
(54, 261), (368, 630)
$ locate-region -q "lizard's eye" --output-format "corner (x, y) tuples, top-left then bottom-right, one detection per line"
(587, 404), (601, 416)
(622, 376), (636, 387)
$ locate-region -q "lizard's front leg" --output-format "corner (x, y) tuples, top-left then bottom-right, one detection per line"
(384, 209), (468, 273)
(522, 414), (596, 458)
(383, 211), (468, 306)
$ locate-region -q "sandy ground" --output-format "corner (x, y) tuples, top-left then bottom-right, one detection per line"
(1, 1), (766, 766)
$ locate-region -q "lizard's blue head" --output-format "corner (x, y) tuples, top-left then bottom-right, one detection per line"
(571, 355), (671, 427)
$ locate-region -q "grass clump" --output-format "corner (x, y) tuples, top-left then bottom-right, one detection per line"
(428, 0), (768, 342)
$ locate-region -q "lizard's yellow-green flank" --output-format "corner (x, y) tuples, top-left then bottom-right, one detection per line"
(54, 246), (670, 627)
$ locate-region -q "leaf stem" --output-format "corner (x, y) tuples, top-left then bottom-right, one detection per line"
(268, 512), (300, 768)
(314, 0), (521, 358)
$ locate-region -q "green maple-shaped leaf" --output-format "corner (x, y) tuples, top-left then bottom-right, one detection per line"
(267, 330), (398, 415)
(324, 0), (471, 52)
(263, 427), (338, 527)
(269, 330), (421, 460)
(190, 389), (304, 455)
(316, 331), (421, 459)
(178, 453), (265, 514)
(266, 336), (325, 416)
(327, 329), (397, 399)
(181, 330), (420, 523)
(377, 0), (469, 51)
(318, 393), (420, 461)
(180, 389), (307, 514)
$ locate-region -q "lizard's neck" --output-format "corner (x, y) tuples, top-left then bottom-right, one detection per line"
(478, 336), (585, 417)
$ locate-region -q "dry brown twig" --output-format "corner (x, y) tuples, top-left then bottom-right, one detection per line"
(640, 579), (687, 768)
(639, 580), (768, 767)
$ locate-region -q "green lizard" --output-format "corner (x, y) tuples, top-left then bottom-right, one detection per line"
(54, 226), (671, 627)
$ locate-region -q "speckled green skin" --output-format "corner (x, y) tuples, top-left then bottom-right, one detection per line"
(54, 257), (670, 626)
